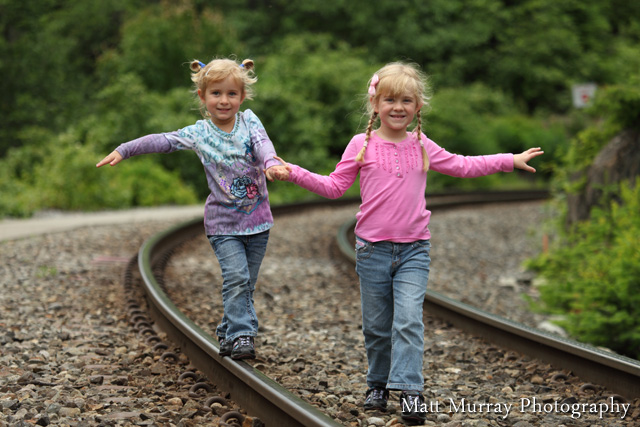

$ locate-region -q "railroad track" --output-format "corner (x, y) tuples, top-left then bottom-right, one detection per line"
(130, 190), (640, 426)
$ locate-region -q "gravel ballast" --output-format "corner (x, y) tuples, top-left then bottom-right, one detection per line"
(2, 201), (638, 426)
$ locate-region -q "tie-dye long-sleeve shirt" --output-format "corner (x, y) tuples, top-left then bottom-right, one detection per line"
(115, 109), (280, 236)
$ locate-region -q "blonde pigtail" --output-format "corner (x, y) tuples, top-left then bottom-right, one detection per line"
(416, 113), (429, 172)
(190, 60), (206, 73)
(356, 112), (378, 163)
(241, 59), (255, 72)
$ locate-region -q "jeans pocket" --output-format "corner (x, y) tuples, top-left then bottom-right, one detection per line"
(355, 236), (374, 260)
(411, 239), (431, 249)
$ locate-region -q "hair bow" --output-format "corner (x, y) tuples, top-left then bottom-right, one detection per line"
(368, 74), (380, 96)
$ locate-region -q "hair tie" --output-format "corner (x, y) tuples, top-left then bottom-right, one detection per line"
(368, 74), (380, 96)
(190, 60), (207, 72)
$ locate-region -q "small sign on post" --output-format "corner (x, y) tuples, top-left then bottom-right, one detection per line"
(571, 83), (597, 108)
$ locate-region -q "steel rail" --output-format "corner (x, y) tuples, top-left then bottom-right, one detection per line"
(336, 191), (640, 400)
(138, 217), (343, 427)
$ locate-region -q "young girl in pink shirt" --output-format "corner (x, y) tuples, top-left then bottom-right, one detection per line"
(274, 62), (542, 424)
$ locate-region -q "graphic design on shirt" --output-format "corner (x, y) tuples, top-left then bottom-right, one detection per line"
(223, 175), (263, 214)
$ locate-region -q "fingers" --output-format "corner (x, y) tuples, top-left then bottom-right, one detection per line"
(96, 151), (123, 168)
(264, 169), (275, 182)
(513, 148), (543, 173)
(265, 165), (290, 181)
(273, 155), (292, 171)
(526, 147), (544, 159)
(96, 155), (113, 168)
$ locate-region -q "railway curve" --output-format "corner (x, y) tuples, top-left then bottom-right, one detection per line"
(135, 190), (640, 426)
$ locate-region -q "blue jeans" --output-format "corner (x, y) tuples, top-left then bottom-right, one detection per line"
(355, 235), (431, 391)
(208, 230), (269, 342)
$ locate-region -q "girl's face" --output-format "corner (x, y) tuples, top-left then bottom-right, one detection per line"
(373, 92), (421, 141)
(198, 76), (245, 131)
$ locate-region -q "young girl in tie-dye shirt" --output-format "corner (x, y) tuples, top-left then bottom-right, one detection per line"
(97, 57), (290, 361)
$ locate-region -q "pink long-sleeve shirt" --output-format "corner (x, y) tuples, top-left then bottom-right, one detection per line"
(288, 132), (514, 242)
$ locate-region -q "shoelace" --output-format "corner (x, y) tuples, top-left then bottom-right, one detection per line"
(402, 392), (423, 408)
(234, 336), (252, 347)
(368, 388), (387, 401)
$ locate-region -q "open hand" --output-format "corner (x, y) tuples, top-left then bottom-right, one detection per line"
(96, 150), (123, 168)
(513, 147), (544, 173)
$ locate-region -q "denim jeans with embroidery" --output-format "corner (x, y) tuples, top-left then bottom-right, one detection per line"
(355, 235), (431, 391)
(208, 230), (269, 342)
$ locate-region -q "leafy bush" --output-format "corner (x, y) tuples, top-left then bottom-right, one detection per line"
(557, 74), (640, 190)
(250, 33), (374, 173)
(527, 180), (640, 359)
(526, 75), (640, 358)
(424, 84), (566, 190)
(0, 132), (198, 218)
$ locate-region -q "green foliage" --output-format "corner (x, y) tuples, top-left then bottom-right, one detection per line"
(424, 84), (566, 189)
(215, 0), (636, 113)
(526, 75), (640, 358)
(0, 130), (198, 217)
(526, 180), (640, 359)
(249, 34), (374, 172)
(554, 74), (640, 194)
(98, 3), (238, 92)
(492, 0), (611, 112)
(3, 0), (640, 216)
(0, 0), (140, 156)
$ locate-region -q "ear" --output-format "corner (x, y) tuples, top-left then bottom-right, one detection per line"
(240, 92), (246, 104)
(197, 88), (205, 102)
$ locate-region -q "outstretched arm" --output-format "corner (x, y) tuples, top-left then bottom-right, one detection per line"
(96, 150), (124, 167)
(513, 147), (544, 173)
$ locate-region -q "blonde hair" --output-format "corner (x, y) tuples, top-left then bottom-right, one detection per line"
(356, 62), (431, 172)
(189, 57), (257, 118)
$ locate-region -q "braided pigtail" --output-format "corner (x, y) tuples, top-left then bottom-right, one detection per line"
(356, 112), (378, 163)
(415, 112), (429, 172)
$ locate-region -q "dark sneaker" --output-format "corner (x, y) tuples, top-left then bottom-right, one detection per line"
(231, 336), (256, 360)
(218, 337), (232, 357)
(400, 391), (426, 425)
(363, 387), (388, 412)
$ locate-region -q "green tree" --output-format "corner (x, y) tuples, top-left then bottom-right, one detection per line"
(491, 0), (611, 112)
(249, 34), (374, 171)
(0, 0), (140, 156)
(99, 2), (238, 92)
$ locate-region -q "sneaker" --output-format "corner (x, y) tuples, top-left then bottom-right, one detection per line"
(400, 391), (427, 425)
(363, 387), (388, 412)
(218, 337), (232, 357)
(230, 336), (255, 360)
